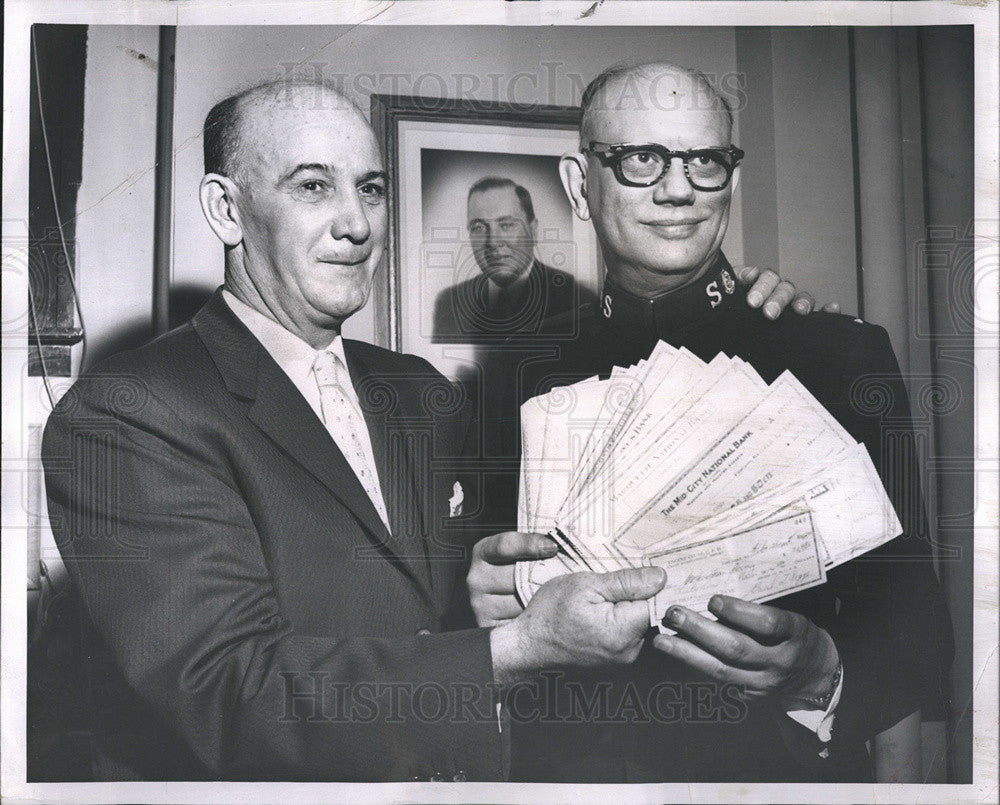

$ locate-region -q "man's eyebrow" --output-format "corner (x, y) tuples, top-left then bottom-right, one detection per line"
(278, 163), (332, 183)
(357, 170), (388, 184)
(277, 165), (388, 185)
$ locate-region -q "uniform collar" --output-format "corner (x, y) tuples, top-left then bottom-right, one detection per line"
(598, 252), (742, 346)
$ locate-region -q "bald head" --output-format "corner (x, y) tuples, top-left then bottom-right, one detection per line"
(579, 62), (733, 146)
(203, 79), (366, 185)
(560, 61), (740, 297)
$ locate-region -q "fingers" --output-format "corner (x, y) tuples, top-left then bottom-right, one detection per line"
(762, 280), (796, 320)
(745, 268), (779, 308)
(468, 562), (515, 595)
(821, 301), (841, 314)
(792, 291), (815, 316)
(593, 566), (666, 603)
(662, 605), (773, 667)
(707, 595), (796, 645)
(477, 593), (523, 625)
(652, 632), (770, 691)
(612, 598), (661, 642)
(735, 265), (761, 286)
(476, 531), (558, 566)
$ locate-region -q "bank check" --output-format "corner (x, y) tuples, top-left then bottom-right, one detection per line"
(514, 342), (903, 620)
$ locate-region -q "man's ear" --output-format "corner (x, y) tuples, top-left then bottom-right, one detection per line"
(559, 151), (590, 221)
(730, 164), (741, 193)
(199, 173), (244, 247)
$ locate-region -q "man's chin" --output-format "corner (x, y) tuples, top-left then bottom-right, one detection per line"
(639, 245), (716, 279)
(483, 266), (527, 287)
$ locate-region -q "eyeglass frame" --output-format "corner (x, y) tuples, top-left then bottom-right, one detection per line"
(585, 141), (745, 191)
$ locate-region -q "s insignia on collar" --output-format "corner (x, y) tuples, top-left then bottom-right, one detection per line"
(706, 281), (723, 308)
(602, 294), (613, 319)
(720, 269), (736, 295)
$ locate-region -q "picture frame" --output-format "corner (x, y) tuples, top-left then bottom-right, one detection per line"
(370, 94), (602, 380)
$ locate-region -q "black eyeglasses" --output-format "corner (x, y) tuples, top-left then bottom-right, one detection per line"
(586, 142), (744, 191)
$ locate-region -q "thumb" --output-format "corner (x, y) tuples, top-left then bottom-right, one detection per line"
(593, 566), (666, 602)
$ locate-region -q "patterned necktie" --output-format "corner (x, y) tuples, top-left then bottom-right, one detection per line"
(312, 350), (391, 531)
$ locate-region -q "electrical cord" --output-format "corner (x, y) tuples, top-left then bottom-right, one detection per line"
(29, 26), (89, 389)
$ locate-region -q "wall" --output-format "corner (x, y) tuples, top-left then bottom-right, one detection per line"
(35, 25), (160, 576)
(76, 26), (160, 367)
(736, 27), (860, 317)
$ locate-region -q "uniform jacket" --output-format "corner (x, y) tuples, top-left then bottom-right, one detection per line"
(41, 290), (506, 782)
(479, 254), (954, 783)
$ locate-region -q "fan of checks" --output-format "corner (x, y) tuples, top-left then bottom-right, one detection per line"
(514, 341), (902, 630)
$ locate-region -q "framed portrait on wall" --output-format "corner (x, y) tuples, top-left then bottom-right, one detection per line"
(371, 95), (602, 381)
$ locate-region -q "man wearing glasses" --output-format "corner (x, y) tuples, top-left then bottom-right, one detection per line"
(468, 62), (952, 783)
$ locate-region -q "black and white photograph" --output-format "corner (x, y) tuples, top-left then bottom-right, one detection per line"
(2, 3), (996, 804)
(370, 93), (601, 380)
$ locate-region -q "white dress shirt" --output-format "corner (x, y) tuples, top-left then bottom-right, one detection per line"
(222, 289), (390, 530)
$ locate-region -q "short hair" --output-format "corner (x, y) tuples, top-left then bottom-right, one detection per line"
(203, 78), (358, 182)
(579, 62), (734, 143)
(467, 177), (536, 222)
(203, 92), (244, 178)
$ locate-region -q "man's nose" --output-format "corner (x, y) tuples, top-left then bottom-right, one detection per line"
(652, 158), (695, 205)
(329, 191), (372, 243)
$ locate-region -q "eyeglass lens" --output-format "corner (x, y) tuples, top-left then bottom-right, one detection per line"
(618, 149), (731, 188)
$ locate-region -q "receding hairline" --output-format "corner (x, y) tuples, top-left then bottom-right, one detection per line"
(204, 78), (368, 181)
(579, 62), (734, 145)
(466, 176), (536, 222)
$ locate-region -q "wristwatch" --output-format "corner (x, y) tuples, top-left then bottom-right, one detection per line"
(800, 661), (843, 710)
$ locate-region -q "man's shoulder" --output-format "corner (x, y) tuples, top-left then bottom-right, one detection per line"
(41, 321), (222, 456)
(730, 306), (896, 370)
(535, 262), (571, 283)
(434, 274), (479, 304)
(68, 322), (211, 399)
(536, 263), (598, 300)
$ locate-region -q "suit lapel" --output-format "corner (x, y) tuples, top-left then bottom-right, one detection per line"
(345, 344), (434, 594)
(350, 347), (469, 607)
(246, 355), (390, 541)
(192, 292), (433, 599)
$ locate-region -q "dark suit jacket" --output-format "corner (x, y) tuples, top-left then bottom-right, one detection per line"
(41, 291), (506, 782)
(431, 261), (597, 343)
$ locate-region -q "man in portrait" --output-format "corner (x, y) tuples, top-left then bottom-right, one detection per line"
(432, 176), (597, 342)
(468, 62), (954, 783)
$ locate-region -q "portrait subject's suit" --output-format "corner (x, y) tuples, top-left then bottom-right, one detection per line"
(41, 291), (506, 782)
(431, 260), (597, 343)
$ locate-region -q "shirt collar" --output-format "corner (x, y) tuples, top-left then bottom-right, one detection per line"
(221, 288), (349, 384)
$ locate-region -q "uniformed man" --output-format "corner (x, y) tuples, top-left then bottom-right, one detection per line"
(435, 174), (820, 535)
(466, 62), (953, 783)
